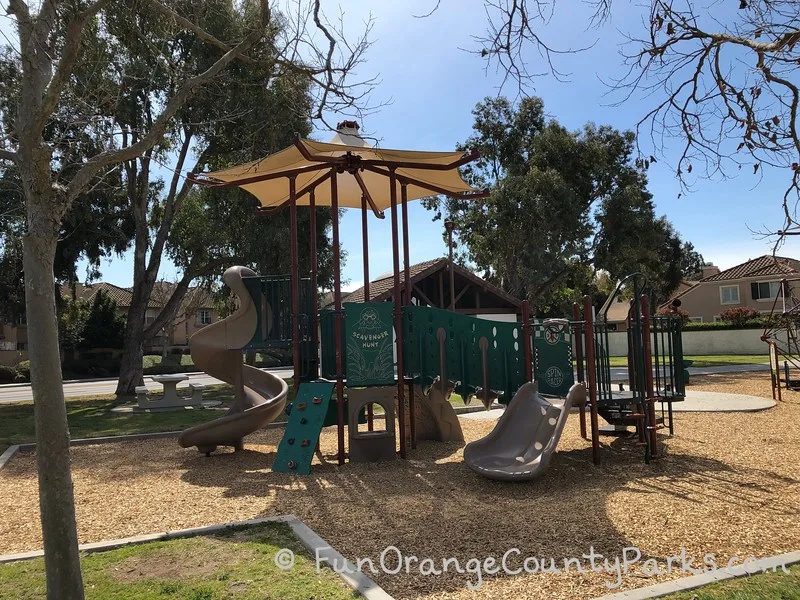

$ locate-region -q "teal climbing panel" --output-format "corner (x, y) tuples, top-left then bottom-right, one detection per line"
(532, 320), (574, 396)
(272, 381), (335, 475)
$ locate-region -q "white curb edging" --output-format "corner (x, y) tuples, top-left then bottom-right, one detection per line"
(593, 550), (800, 600)
(0, 514), (394, 600)
(0, 445), (19, 472)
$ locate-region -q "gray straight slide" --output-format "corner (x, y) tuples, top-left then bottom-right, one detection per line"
(464, 381), (586, 481)
(178, 266), (288, 455)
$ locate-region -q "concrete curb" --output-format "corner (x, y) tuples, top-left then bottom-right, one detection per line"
(593, 550), (800, 600)
(0, 514), (394, 599)
(0, 445), (19, 471)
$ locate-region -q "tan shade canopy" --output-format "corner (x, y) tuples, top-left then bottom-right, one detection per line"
(195, 125), (485, 213)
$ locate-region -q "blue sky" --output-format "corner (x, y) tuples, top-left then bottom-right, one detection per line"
(79, 0), (800, 290)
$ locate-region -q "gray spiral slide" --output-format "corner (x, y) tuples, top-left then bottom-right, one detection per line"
(178, 266), (288, 455)
(464, 381), (586, 481)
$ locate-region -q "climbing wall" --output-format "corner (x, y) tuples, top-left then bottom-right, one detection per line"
(272, 381), (335, 475)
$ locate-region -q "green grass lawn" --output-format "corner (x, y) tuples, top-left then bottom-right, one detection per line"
(1, 379), (473, 450)
(598, 354), (768, 368)
(0, 383), (295, 448)
(142, 354), (196, 369)
(661, 564), (799, 599)
(0, 522), (357, 600)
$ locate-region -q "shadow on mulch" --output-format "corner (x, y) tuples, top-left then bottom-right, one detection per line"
(173, 430), (799, 600)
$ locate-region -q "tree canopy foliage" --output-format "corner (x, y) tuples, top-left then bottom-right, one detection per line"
(425, 96), (702, 313)
(466, 0), (800, 245)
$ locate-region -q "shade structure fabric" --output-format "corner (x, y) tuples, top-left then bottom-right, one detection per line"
(200, 135), (482, 210)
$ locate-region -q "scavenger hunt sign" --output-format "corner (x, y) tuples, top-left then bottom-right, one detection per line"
(344, 302), (395, 386)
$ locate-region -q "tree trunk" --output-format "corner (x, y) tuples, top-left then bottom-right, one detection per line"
(116, 299), (147, 395)
(23, 202), (85, 599)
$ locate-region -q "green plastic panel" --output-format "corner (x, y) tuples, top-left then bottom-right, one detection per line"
(532, 320), (574, 396)
(344, 302), (395, 386)
(402, 306), (525, 404)
(272, 381), (335, 475)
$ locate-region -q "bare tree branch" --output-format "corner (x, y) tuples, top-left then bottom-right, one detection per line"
(66, 26), (262, 201)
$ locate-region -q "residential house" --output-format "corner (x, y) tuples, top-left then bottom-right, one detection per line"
(603, 279), (698, 332)
(3, 281), (220, 356)
(340, 257), (522, 321)
(663, 255), (800, 323)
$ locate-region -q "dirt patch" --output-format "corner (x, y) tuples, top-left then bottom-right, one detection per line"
(109, 537), (249, 583)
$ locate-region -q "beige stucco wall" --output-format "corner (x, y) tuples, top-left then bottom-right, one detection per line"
(605, 329), (766, 356)
(677, 277), (785, 323)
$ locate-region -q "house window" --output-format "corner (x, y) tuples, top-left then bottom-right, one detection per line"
(713, 315), (722, 323)
(688, 317), (703, 323)
(719, 285), (740, 305)
(198, 309), (212, 325)
(751, 281), (784, 301)
(16, 342), (27, 350)
(144, 309), (156, 325)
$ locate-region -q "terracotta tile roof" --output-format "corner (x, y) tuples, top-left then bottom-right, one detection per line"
(344, 258), (444, 303)
(342, 257), (521, 309)
(61, 282), (133, 307)
(701, 255), (800, 282)
(60, 281), (214, 310)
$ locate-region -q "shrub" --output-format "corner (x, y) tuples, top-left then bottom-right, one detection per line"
(143, 363), (185, 375)
(15, 360), (30, 379)
(719, 306), (760, 327)
(656, 307), (689, 323)
(0, 365), (17, 384)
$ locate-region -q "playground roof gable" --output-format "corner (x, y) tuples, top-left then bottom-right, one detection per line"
(342, 257), (522, 311)
(192, 123), (486, 214)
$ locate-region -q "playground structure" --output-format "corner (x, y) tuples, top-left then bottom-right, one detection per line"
(183, 122), (687, 473)
(762, 276), (800, 400)
(464, 381), (585, 481)
(178, 266), (289, 455)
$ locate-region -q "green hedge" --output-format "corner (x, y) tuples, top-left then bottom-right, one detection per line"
(683, 320), (765, 331)
(0, 365), (17, 384)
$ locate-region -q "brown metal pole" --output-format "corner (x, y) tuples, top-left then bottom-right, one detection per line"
(401, 184), (411, 305)
(309, 190), (319, 380)
(289, 177), (300, 395)
(361, 194), (371, 303)
(521, 300), (532, 382)
(641, 295), (658, 459)
(360, 193), (373, 432)
(572, 302), (587, 440)
(445, 220), (456, 310)
(390, 169), (407, 458)
(583, 295), (600, 465)
(401, 184), (415, 447)
(330, 171), (346, 465)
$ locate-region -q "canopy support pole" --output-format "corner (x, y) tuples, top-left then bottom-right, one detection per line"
(289, 177), (300, 394)
(401, 185), (411, 305)
(360, 193), (374, 432)
(309, 190), (319, 380)
(331, 170), (346, 465)
(401, 183), (415, 448)
(390, 169), (407, 458)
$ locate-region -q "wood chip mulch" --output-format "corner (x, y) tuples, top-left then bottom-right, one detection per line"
(1, 372), (798, 599)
